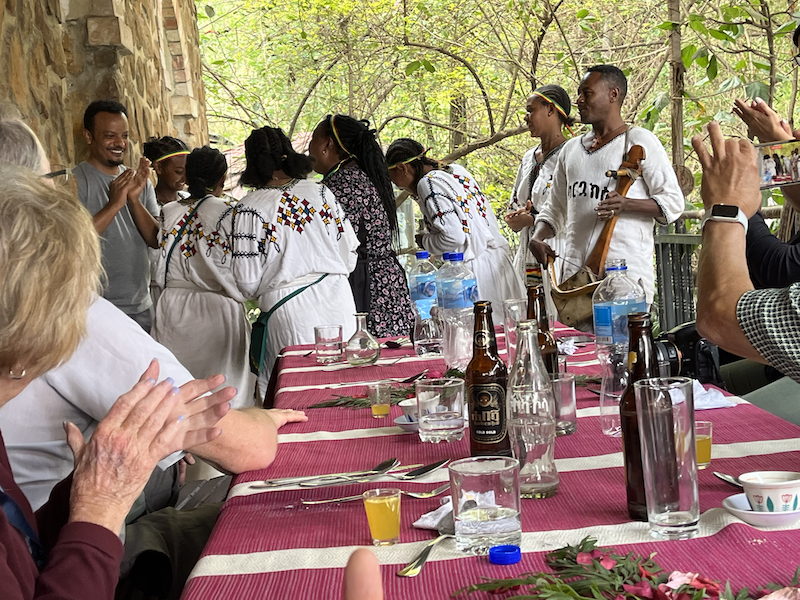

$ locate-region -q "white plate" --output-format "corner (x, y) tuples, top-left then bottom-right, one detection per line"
(393, 415), (419, 433)
(722, 493), (800, 528)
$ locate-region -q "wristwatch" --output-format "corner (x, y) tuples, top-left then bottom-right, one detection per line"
(700, 204), (749, 234)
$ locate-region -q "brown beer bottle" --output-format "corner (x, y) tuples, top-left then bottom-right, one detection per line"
(619, 312), (659, 521)
(526, 285), (559, 376)
(466, 301), (511, 457)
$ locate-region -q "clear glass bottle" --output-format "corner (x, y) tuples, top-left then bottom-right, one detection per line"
(506, 320), (559, 498)
(345, 313), (381, 366)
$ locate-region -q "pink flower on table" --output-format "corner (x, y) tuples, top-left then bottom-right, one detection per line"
(576, 549), (616, 569)
(665, 572), (696, 590)
(576, 552), (593, 565)
(760, 587), (800, 600)
(624, 580), (655, 598)
(426, 370), (444, 379)
(639, 563), (658, 579)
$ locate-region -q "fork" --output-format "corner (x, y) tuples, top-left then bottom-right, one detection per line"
(301, 484), (449, 505)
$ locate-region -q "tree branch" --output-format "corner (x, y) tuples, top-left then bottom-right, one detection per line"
(405, 41), (496, 135)
(375, 114), (474, 137)
(441, 125), (528, 163)
(288, 58), (339, 137)
(202, 62), (262, 128)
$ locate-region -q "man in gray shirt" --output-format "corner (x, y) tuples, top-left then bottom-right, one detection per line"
(74, 100), (160, 331)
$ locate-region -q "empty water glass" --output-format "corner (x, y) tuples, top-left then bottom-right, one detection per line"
(415, 378), (465, 442)
(551, 373), (577, 436)
(502, 298), (527, 365)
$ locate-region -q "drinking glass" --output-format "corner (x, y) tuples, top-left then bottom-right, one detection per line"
(448, 457), (521, 555)
(695, 421), (712, 469)
(415, 378), (465, 442)
(362, 488), (401, 545)
(502, 298), (527, 365)
(634, 377), (699, 540)
(314, 325), (343, 364)
(551, 373), (577, 436)
(598, 344), (628, 437)
(558, 355), (568, 374)
(368, 382), (392, 419)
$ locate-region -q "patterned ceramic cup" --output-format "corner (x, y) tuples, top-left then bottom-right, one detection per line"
(740, 471), (800, 512)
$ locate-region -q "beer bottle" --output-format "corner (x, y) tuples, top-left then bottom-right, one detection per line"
(466, 301), (511, 457)
(526, 285), (559, 376)
(620, 312), (664, 521)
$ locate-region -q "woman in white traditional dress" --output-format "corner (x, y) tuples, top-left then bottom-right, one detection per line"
(386, 138), (524, 308)
(153, 146), (256, 407)
(232, 126), (358, 397)
(504, 84), (574, 287)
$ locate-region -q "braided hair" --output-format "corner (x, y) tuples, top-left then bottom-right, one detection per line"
(142, 136), (189, 164)
(532, 84), (577, 128)
(239, 126), (312, 188)
(185, 146), (227, 199)
(317, 114), (398, 235)
(385, 138), (441, 190)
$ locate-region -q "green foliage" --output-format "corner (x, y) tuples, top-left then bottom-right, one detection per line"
(198, 0), (800, 225)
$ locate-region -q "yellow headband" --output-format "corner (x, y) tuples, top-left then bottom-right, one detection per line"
(531, 91), (575, 135)
(387, 147), (432, 170)
(155, 150), (189, 163)
(330, 115), (355, 158)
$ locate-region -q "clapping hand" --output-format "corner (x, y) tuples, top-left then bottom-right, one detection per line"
(732, 98), (800, 144)
(66, 360), (234, 533)
(691, 121), (761, 217)
(127, 156), (151, 202)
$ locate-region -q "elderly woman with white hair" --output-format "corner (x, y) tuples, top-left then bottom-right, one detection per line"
(0, 161), (233, 599)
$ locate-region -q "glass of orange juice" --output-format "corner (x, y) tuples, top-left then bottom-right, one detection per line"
(363, 488), (401, 545)
(695, 421), (712, 469)
(368, 383), (392, 418)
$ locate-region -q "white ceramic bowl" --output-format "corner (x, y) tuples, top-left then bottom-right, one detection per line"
(739, 471), (800, 512)
(393, 415), (419, 433)
(398, 398), (418, 420)
(722, 493), (800, 528)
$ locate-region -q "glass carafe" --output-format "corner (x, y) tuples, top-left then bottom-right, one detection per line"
(345, 313), (381, 366)
(506, 320), (559, 498)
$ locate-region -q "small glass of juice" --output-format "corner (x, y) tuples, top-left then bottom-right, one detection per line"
(368, 382), (392, 418)
(363, 488), (401, 545)
(695, 421), (712, 469)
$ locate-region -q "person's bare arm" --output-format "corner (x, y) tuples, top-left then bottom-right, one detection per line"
(91, 169), (133, 235)
(187, 407), (308, 473)
(126, 157), (159, 248)
(692, 121), (765, 361)
(595, 191), (664, 220)
(528, 220), (557, 264)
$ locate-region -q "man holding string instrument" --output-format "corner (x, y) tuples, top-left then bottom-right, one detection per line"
(528, 65), (684, 312)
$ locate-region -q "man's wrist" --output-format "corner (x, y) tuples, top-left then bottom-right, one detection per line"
(701, 204), (749, 234)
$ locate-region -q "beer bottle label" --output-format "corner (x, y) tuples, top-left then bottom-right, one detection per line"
(474, 329), (490, 349)
(468, 383), (507, 444)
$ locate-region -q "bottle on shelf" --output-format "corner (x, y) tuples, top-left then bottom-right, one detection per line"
(466, 301), (512, 457)
(344, 313), (381, 366)
(619, 311), (678, 521)
(441, 253), (479, 371)
(592, 259), (647, 437)
(526, 285), (559, 376)
(507, 319), (559, 498)
(409, 251), (442, 356)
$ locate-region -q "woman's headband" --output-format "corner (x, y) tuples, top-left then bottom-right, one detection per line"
(387, 147), (431, 170)
(531, 91), (574, 135)
(330, 115), (355, 159)
(155, 150), (190, 163)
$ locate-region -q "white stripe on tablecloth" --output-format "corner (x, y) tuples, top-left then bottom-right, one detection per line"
(227, 437), (800, 499)
(186, 507), (799, 580)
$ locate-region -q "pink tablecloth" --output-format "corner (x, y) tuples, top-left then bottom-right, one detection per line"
(181, 329), (800, 600)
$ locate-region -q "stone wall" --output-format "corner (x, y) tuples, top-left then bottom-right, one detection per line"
(0, 0), (207, 170)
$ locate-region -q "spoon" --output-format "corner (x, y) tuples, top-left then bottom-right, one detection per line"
(713, 471), (743, 488)
(301, 484), (450, 505)
(298, 458), (401, 487)
(253, 458), (399, 488)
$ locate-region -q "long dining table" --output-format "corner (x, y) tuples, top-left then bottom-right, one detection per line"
(181, 326), (800, 599)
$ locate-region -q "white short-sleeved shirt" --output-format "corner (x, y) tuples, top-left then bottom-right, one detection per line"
(0, 297), (192, 510)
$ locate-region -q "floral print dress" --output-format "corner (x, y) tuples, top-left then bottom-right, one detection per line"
(324, 163), (414, 337)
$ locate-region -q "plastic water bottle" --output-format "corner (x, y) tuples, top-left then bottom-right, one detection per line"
(434, 253), (452, 308)
(441, 253), (479, 371)
(409, 251), (442, 356)
(592, 259), (647, 437)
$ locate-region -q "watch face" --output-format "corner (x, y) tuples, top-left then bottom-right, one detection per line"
(711, 205), (739, 218)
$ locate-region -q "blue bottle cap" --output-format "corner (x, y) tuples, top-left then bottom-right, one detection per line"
(489, 545), (521, 565)
(451, 252), (464, 261)
(442, 252), (451, 261)
(416, 251), (430, 259)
